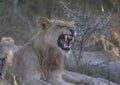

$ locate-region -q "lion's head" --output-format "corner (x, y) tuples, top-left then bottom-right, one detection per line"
(0, 37), (14, 59)
(0, 37), (20, 59)
(1, 37), (15, 44)
(36, 17), (76, 54)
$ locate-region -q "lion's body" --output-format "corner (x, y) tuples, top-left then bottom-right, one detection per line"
(0, 37), (21, 77)
(13, 40), (64, 84)
(0, 37), (21, 84)
(5, 17), (76, 85)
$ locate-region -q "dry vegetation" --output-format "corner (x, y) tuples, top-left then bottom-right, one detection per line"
(0, 0), (120, 84)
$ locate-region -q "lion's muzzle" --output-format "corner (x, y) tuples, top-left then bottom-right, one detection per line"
(57, 29), (76, 51)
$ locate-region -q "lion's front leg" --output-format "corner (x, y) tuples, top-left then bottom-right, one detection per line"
(48, 78), (75, 85)
(62, 70), (81, 84)
(25, 79), (52, 85)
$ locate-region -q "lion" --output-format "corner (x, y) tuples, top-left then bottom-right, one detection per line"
(0, 37), (21, 80)
(5, 17), (77, 85)
(0, 37), (19, 85)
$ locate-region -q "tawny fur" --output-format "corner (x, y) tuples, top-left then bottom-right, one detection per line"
(5, 17), (75, 85)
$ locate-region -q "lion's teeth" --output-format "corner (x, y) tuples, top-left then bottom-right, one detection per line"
(74, 31), (77, 37)
(72, 37), (74, 42)
(65, 35), (67, 41)
(68, 35), (72, 39)
(69, 44), (72, 48)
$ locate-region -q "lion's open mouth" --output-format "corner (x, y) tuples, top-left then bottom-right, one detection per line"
(57, 34), (74, 51)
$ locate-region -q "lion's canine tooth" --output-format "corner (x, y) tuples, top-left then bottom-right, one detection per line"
(72, 37), (74, 42)
(68, 35), (72, 39)
(69, 44), (72, 48)
(74, 31), (77, 37)
(65, 35), (67, 41)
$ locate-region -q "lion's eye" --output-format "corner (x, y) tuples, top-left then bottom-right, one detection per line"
(55, 25), (64, 31)
(56, 24), (66, 28)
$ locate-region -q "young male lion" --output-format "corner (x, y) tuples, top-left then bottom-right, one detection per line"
(0, 37), (21, 84)
(7, 17), (77, 85)
(0, 37), (21, 80)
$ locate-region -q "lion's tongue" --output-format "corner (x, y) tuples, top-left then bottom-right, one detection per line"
(61, 39), (70, 48)
(64, 43), (71, 48)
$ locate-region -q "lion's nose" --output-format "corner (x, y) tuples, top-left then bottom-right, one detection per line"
(70, 29), (75, 36)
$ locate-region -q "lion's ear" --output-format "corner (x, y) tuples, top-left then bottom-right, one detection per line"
(36, 16), (51, 31)
(1, 37), (15, 44)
